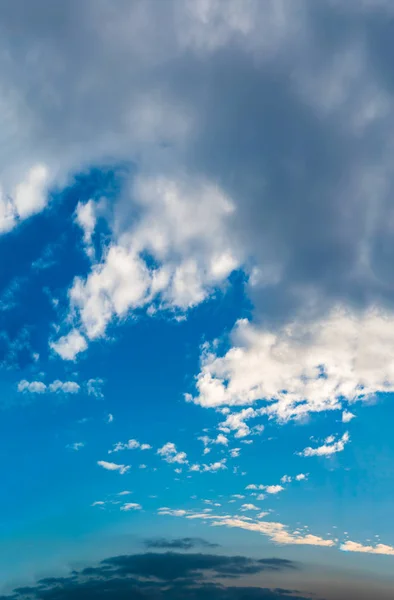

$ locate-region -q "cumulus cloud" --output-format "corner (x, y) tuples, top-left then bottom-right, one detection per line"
(298, 432), (350, 457)
(157, 442), (188, 464)
(4, 0), (380, 365)
(342, 410), (356, 423)
(17, 379), (80, 394)
(97, 460), (130, 475)
(190, 309), (394, 425)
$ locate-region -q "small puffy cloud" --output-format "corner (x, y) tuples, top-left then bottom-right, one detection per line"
(299, 432), (350, 457)
(202, 459), (227, 472)
(50, 329), (87, 361)
(97, 460), (130, 475)
(49, 380), (80, 394)
(218, 408), (257, 439)
(295, 473), (308, 481)
(118, 490), (132, 496)
(340, 540), (394, 556)
(18, 380), (80, 394)
(229, 448), (240, 458)
(264, 485), (284, 495)
(240, 504), (260, 511)
(91, 501), (105, 507)
(342, 410), (356, 423)
(17, 380), (46, 393)
(120, 502), (142, 511)
(157, 442), (188, 464)
(106, 413), (114, 424)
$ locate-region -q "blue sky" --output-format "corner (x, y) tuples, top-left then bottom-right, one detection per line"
(1, 2), (394, 600)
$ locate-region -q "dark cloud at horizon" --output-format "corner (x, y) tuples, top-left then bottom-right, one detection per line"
(0, 551), (309, 600)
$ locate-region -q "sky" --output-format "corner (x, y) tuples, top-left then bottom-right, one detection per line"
(1, 1), (394, 599)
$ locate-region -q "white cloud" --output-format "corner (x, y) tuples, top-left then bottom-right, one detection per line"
(118, 490), (132, 496)
(264, 485), (284, 495)
(202, 459), (227, 472)
(91, 501), (105, 507)
(342, 410), (356, 423)
(240, 503), (260, 511)
(159, 507), (335, 548)
(49, 380), (80, 394)
(246, 484), (283, 494)
(340, 540), (394, 556)
(299, 432), (350, 457)
(17, 379), (80, 394)
(157, 442), (188, 464)
(97, 460), (130, 475)
(17, 380), (46, 393)
(50, 330), (87, 361)
(106, 413), (114, 424)
(75, 199), (97, 258)
(295, 473), (308, 481)
(229, 448), (240, 458)
(120, 502), (142, 511)
(191, 310), (394, 423)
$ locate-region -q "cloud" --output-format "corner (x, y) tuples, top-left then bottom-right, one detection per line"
(97, 460), (130, 475)
(298, 432), (350, 457)
(0, 550), (307, 600)
(145, 537), (219, 551)
(191, 311), (394, 423)
(241, 504), (260, 511)
(17, 380), (46, 393)
(109, 438), (150, 453)
(17, 380), (80, 394)
(161, 508), (335, 549)
(50, 330), (87, 361)
(87, 378), (104, 398)
(106, 413), (114, 424)
(48, 380), (80, 393)
(246, 484), (284, 494)
(157, 442), (188, 464)
(340, 540), (394, 556)
(75, 199), (97, 259)
(120, 502), (142, 511)
(67, 442), (84, 451)
(342, 410), (356, 423)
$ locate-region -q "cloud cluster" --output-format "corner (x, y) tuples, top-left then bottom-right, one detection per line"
(17, 379), (80, 394)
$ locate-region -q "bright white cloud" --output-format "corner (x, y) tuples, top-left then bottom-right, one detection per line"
(157, 442), (188, 464)
(299, 432), (350, 457)
(75, 199), (97, 259)
(50, 330), (87, 361)
(97, 460), (130, 475)
(342, 410), (356, 423)
(340, 540), (394, 556)
(191, 310), (394, 423)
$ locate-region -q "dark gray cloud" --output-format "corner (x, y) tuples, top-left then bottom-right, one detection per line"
(2, 1), (394, 334)
(144, 537), (220, 550)
(0, 551), (310, 600)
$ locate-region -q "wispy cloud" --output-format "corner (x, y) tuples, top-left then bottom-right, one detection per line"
(97, 460), (130, 475)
